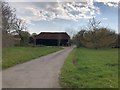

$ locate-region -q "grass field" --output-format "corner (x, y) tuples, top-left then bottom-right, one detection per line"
(60, 48), (118, 88)
(2, 46), (62, 69)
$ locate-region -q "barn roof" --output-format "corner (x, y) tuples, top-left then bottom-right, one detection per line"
(35, 32), (70, 39)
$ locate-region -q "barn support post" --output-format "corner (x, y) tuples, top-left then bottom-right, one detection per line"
(58, 39), (61, 46)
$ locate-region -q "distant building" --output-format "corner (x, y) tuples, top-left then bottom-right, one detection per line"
(34, 32), (70, 46)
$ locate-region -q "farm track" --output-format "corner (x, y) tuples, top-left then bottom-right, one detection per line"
(2, 46), (74, 88)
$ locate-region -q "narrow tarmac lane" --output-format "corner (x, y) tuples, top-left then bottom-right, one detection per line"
(2, 46), (74, 88)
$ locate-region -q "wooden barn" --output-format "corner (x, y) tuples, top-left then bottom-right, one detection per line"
(34, 32), (70, 46)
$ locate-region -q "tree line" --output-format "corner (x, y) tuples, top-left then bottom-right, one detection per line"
(73, 18), (120, 49)
(1, 2), (31, 46)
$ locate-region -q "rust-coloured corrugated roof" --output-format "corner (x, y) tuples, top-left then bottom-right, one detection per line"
(35, 32), (70, 39)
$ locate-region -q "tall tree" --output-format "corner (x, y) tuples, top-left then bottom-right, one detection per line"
(13, 19), (28, 45)
(74, 18), (117, 49)
(2, 2), (16, 33)
(1, 2), (28, 45)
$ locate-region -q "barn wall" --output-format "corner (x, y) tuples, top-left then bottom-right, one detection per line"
(36, 39), (69, 46)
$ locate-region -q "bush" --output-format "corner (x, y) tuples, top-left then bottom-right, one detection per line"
(74, 28), (117, 49)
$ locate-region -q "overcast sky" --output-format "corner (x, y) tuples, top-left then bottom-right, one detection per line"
(7, 0), (119, 34)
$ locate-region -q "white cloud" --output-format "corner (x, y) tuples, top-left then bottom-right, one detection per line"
(15, 2), (100, 23)
(95, 0), (119, 8)
(25, 7), (40, 16)
(94, 0), (119, 3)
(104, 2), (118, 7)
(8, 0), (118, 24)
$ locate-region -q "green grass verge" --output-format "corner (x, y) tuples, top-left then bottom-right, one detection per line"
(60, 48), (118, 88)
(2, 46), (63, 69)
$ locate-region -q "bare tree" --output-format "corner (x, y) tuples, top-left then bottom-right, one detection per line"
(2, 2), (16, 33)
(12, 19), (27, 44)
(1, 1), (29, 46)
(87, 17), (101, 31)
(73, 18), (117, 49)
(13, 19), (27, 32)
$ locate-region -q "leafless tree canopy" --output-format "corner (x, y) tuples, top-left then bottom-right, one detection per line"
(2, 2), (16, 33)
(87, 17), (101, 31)
(1, 2), (27, 33)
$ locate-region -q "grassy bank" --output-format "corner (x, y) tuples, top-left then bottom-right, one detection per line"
(2, 46), (63, 69)
(60, 48), (118, 88)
